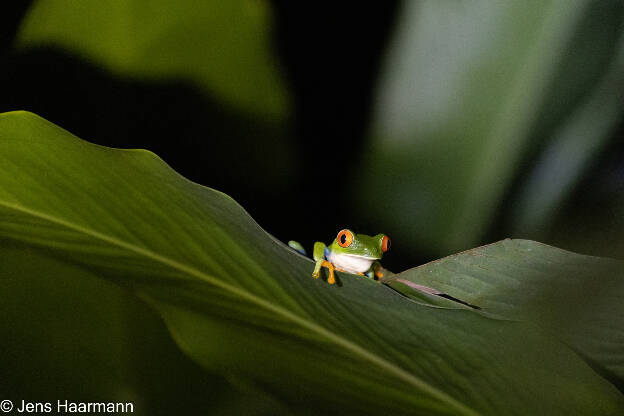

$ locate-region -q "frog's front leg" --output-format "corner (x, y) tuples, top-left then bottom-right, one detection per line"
(312, 242), (336, 285)
(365, 261), (384, 280)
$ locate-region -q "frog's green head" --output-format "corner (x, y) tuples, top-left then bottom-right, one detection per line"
(329, 229), (390, 259)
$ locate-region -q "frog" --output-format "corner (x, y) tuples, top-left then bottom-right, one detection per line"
(288, 229), (390, 285)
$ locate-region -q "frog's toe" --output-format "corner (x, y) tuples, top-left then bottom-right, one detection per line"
(327, 275), (336, 285)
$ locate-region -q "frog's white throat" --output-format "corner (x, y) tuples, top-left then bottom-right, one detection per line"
(327, 250), (376, 274)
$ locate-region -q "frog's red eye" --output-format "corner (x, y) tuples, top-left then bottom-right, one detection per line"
(337, 229), (353, 248)
(381, 235), (391, 252)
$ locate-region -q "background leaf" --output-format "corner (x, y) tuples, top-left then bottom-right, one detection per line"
(16, 0), (289, 119)
(355, 0), (624, 260)
(1, 112), (623, 414)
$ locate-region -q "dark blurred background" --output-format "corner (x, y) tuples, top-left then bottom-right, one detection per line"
(2, 1), (623, 270)
(1, 1), (623, 414)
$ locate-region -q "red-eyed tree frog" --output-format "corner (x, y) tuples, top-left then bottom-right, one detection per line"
(289, 230), (481, 309)
(289, 229), (390, 285)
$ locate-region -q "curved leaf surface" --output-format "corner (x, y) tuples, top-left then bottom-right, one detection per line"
(0, 243), (278, 415)
(386, 239), (624, 388)
(1, 112), (623, 415)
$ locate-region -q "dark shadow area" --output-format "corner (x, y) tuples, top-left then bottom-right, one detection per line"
(0, 47), (287, 206)
(0, 2), (32, 52)
(272, 1), (402, 260)
(566, 342), (624, 396)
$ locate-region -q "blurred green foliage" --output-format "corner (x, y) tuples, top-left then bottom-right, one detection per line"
(356, 0), (624, 258)
(17, 0), (290, 120)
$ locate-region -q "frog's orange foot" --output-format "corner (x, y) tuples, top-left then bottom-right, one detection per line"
(320, 260), (336, 285)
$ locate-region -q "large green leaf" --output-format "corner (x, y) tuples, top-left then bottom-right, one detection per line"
(1, 112), (623, 415)
(15, 0), (289, 119)
(0, 243), (284, 416)
(385, 239), (624, 387)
